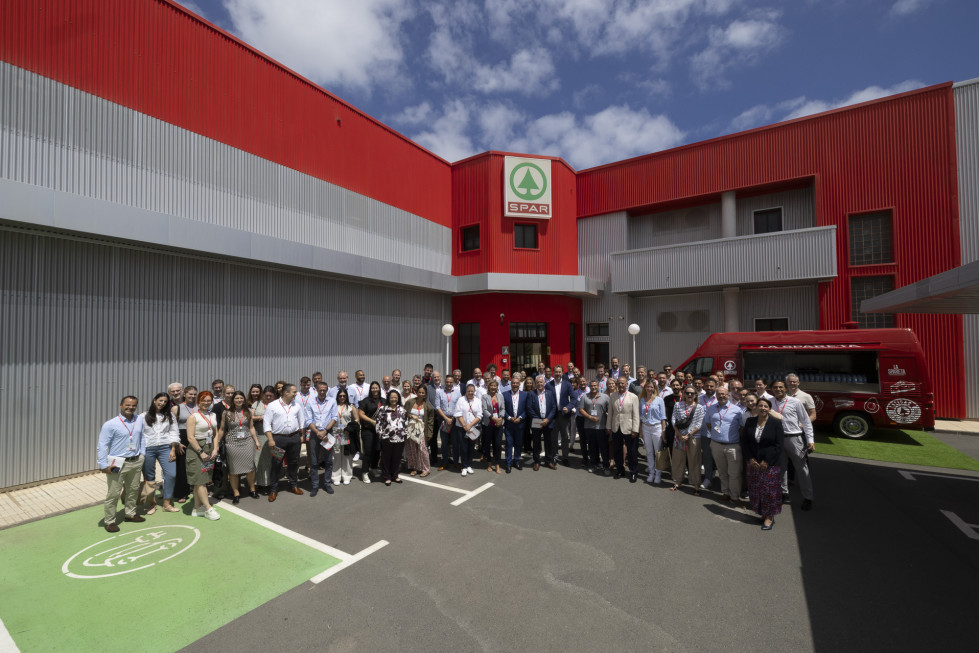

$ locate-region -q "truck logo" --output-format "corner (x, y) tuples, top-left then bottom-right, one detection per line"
(886, 398), (921, 424)
(890, 381), (916, 394)
(813, 395), (824, 413)
(758, 344), (862, 350)
(864, 397), (880, 414)
(887, 364), (906, 377)
(833, 397), (855, 409)
(723, 360), (736, 371)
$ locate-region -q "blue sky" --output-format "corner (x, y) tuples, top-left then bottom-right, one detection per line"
(177, 0), (978, 169)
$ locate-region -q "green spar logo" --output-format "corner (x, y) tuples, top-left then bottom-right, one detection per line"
(509, 162), (547, 201)
(62, 525), (201, 579)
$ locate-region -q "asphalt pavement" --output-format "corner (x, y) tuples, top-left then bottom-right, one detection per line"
(177, 443), (979, 653)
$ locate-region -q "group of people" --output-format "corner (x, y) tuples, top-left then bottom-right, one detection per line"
(97, 358), (816, 532)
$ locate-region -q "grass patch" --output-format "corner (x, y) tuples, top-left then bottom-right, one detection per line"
(814, 428), (979, 470)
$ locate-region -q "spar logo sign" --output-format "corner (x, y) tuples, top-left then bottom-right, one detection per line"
(504, 156), (551, 219)
(63, 526), (200, 579)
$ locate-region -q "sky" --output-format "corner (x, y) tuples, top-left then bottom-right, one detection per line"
(175, 0), (979, 170)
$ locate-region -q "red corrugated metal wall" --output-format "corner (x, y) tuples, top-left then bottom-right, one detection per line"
(0, 0), (451, 226)
(452, 152), (578, 276)
(576, 85), (963, 418)
(452, 294), (583, 374)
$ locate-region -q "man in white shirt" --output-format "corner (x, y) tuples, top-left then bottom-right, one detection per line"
(770, 381), (815, 510)
(437, 375), (462, 471)
(754, 378), (775, 403)
(352, 370), (369, 406)
(263, 383), (305, 502)
(327, 371), (353, 403)
(656, 373), (673, 398)
(469, 367), (485, 391)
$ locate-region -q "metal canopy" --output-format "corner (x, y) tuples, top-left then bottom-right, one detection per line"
(861, 260), (979, 314)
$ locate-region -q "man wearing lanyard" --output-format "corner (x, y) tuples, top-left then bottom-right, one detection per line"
(263, 384), (304, 502)
(297, 376), (316, 479)
(770, 381), (815, 510)
(657, 373), (672, 399)
(328, 371), (353, 403)
(596, 363), (608, 393)
(305, 382), (338, 497)
(437, 375), (462, 471)
(97, 396), (146, 532)
(502, 375), (528, 472)
(527, 375), (556, 471)
(609, 357), (621, 380)
(351, 370), (369, 406)
(705, 387), (745, 505)
(380, 375), (395, 399)
(698, 378), (719, 490)
(607, 377), (641, 482)
(548, 365), (574, 467)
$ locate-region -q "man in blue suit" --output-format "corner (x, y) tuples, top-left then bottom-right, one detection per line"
(502, 375), (528, 472)
(547, 365), (575, 467)
(527, 374), (557, 471)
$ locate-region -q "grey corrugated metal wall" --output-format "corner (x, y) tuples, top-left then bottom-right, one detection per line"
(735, 187), (815, 235)
(0, 227), (450, 488)
(627, 203), (722, 249)
(630, 292), (726, 371)
(738, 285), (818, 332)
(579, 213), (631, 370)
(0, 62), (451, 275)
(955, 79), (979, 418)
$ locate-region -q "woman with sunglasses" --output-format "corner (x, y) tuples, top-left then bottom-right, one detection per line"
(670, 385), (706, 495)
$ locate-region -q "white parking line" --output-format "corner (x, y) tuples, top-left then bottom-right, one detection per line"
(399, 475), (495, 506)
(940, 510), (979, 540)
(0, 617), (19, 653)
(219, 503), (388, 582)
(898, 470), (979, 482)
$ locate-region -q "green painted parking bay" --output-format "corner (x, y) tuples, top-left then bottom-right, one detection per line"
(0, 506), (341, 652)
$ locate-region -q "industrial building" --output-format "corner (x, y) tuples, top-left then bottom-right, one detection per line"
(1, 0), (976, 488)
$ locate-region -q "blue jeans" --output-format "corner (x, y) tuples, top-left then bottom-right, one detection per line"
(142, 444), (176, 500)
(307, 437), (334, 489)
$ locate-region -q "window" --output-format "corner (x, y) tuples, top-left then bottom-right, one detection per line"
(458, 322), (480, 377)
(514, 224), (538, 249)
(743, 350), (880, 391)
(510, 322), (547, 340)
(851, 276), (896, 328)
(587, 342), (609, 370)
(849, 211), (893, 265)
(753, 208), (783, 234)
(461, 225), (480, 252)
(586, 322), (609, 337)
(755, 317), (789, 332)
(679, 357), (713, 377)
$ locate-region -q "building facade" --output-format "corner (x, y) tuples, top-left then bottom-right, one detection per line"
(0, 0), (975, 488)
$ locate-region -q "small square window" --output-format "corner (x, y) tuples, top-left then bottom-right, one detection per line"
(514, 224), (538, 249)
(848, 211), (894, 266)
(461, 225), (480, 252)
(586, 323), (609, 337)
(755, 318), (789, 332)
(754, 208), (783, 235)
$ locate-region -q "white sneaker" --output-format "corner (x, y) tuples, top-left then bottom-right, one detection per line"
(204, 508), (220, 521)
(343, 477), (351, 485)
(701, 481), (711, 490)
(192, 507), (205, 517)
(353, 452), (361, 462)
(361, 475), (370, 484)
(467, 467), (474, 474)
(654, 472), (662, 484)
(461, 468), (468, 477)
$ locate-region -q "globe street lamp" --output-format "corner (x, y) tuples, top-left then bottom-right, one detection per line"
(628, 323), (640, 377)
(441, 324), (455, 374)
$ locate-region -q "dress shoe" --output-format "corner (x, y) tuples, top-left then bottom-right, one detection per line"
(547, 462), (557, 470)
(232, 495), (240, 504)
(289, 487), (304, 495)
(505, 464), (511, 473)
(104, 522), (120, 533)
(630, 473), (637, 483)
(761, 519), (775, 531)
(514, 462), (523, 470)
(309, 488), (319, 497)
(268, 492), (278, 502)
(124, 515), (146, 523)
(325, 485), (334, 494)
(249, 491), (259, 499)
(560, 457), (570, 467)
(800, 499), (813, 511)
(533, 463), (540, 471)
(603, 468), (612, 477)
(614, 471), (623, 479)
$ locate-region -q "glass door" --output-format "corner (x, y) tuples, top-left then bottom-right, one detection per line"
(510, 322), (547, 379)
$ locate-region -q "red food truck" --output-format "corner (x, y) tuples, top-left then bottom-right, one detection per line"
(676, 328), (935, 439)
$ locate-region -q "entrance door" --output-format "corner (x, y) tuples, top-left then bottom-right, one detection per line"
(510, 322), (547, 379)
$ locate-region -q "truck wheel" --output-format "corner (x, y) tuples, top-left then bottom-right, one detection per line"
(834, 412), (874, 439)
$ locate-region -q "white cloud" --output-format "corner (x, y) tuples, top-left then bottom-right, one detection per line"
(890, 0), (933, 17)
(508, 105), (685, 169)
(728, 80), (926, 132)
(691, 10), (785, 90)
(389, 102), (434, 126)
(409, 100), (478, 163)
(472, 48), (560, 94)
(222, 0), (412, 92)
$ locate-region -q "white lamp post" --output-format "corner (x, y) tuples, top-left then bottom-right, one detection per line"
(628, 323), (640, 377)
(441, 324), (455, 374)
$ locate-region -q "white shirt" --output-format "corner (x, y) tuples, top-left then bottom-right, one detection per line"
(139, 412), (180, 448)
(327, 384), (359, 405)
(658, 386), (673, 399)
(770, 395), (814, 444)
(352, 382), (369, 401)
(263, 399), (303, 434)
(454, 395), (483, 423)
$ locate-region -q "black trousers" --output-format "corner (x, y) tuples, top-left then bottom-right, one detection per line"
(379, 439), (405, 481)
(612, 430), (639, 474)
(270, 433), (302, 491)
(587, 429), (610, 468)
(531, 427), (552, 464)
(360, 428), (377, 476)
(174, 429), (191, 499)
(483, 422), (503, 466)
(575, 416), (588, 463)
